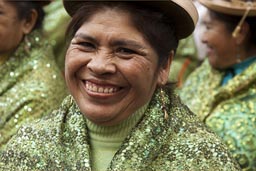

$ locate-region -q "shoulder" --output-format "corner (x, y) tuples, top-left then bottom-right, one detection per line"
(161, 93), (241, 170)
(22, 31), (67, 102)
(0, 96), (79, 169)
(8, 95), (74, 143)
(145, 91), (240, 170)
(185, 60), (211, 81)
(165, 107), (240, 170)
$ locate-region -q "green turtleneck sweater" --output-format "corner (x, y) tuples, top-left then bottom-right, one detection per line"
(87, 105), (148, 171)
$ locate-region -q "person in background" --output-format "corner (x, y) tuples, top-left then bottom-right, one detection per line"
(43, 0), (71, 72)
(0, 0), (67, 150)
(169, 0), (207, 88)
(193, 0), (208, 61)
(168, 35), (200, 87)
(0, 1), (240, 170)
(180, 0), (256, 170)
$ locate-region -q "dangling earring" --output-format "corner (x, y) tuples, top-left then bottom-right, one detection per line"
(232, 3), (252, 64)
(160, 88), (168, 120)
(236, 47), (242, 63)
(24, 34), (31, 54)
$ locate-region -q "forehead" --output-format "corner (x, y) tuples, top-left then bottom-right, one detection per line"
(89, 8), (132, 24)
(77, 8), (139, 36)
(202, 10), (220, 24)
(0, 0), (17, 13)
(0, 0), (12, 8)
(74, 3), (138, 28)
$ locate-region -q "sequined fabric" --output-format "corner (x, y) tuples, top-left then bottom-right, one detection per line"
(0, 30), (67, 150)
(180, 60), (256, 170)
(0, 87), (240, 171)
(43, 0), (71, 71)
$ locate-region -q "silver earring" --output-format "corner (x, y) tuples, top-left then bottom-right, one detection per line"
(236, 47), (242, 63)
(160, 88), (168, 120)
(24, 35), (31, 53)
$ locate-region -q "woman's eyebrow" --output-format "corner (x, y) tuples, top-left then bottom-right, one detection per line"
(110, 39), (146, 49)
(74, 33), (97, 44)
(74, 33), (146, 50)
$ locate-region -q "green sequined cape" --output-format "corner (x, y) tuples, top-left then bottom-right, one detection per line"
(180, 60), (256, 170)
(0, 88), (240, 171)
(43, 0), (71, 72)
(0, 31), (67, 150)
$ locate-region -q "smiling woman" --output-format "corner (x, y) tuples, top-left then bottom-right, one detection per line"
(0, 1), (241, 171)
(65, 9), (162, 126)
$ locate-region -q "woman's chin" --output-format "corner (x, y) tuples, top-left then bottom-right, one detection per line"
(80, 107), (116, 123)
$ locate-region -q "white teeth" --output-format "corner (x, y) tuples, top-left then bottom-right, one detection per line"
(109, 88), (113, 93)
(104, 88), (108, 93)
(85, 81), (119, 94)
(98, 87), (103, 93)
(93, 85), (97, 92)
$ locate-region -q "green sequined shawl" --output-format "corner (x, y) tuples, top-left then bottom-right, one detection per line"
(0, 30), (67, 150)
(43, 0), (71, 71)
(0, 87), (240, 171)
(180, 60), (256, 170)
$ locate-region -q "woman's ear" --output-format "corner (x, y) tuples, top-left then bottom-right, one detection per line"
(157, 50), (174, 86)
(234, 22), (249, 45)
(22, 9), (38, 34)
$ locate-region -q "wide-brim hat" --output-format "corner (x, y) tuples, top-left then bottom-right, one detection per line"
(62, 0), (198, 40)
(198, 0), (256, 16)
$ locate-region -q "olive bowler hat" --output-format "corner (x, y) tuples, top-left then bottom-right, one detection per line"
(62, 0), (198, 40)
(198, 0), (256, 16)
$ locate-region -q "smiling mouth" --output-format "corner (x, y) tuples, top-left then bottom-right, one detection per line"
(84, 81), (121, 94)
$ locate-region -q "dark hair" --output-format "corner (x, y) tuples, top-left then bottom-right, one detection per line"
(209, 10), (256, 46)
(66, 2), (179, 68)
(8, 1), (46, 30)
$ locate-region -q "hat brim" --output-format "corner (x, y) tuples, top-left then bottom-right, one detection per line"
(198, 0), (256, 16)
(63, 0), (198, 40)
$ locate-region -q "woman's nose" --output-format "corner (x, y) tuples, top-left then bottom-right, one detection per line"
(201, 32), (208, 44)
(87, 54), (116, 75)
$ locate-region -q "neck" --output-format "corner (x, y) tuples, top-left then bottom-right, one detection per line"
(86, 104), (148, 171)
(238, 45), (256, 61)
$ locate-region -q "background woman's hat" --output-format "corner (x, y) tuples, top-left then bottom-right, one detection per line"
(62, 0), (198, 40)
(198, 0), (256, 16)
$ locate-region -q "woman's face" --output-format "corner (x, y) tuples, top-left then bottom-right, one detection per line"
(201, 11), (237, 69)
(0, 0), (27, 57)
(65, 9), (169, 126)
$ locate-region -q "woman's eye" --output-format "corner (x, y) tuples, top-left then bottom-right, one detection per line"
(79, 42), (95, 48)
(204, 24), (211, 30)
(117, 48), (136, 55)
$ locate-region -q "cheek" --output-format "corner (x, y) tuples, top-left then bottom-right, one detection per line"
(2, 28), (22, 50)
(134, 57), (156, 71)
(120, 58), (157, 87)
(207, 33), (218, 45)
(65, 50), (85, 89)
(65, 48), (87, 74)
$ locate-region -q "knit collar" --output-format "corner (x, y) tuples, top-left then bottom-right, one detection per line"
(86, 103), (148, 143)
